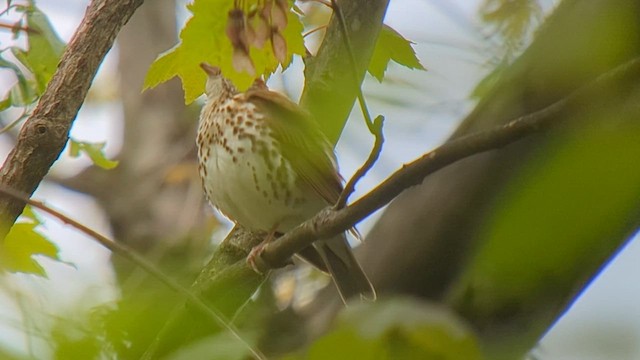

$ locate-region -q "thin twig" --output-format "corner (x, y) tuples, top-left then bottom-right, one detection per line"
(0, 109), (28, 135)
(336, 115), (385, 208)
(0, 186), (266, 360)
(302, 0), (332, 7)
(255, 55), (640, 271)
(302, 25), (327, 38)
(330, 0), (385, 207)
(0, 22), (38, 34)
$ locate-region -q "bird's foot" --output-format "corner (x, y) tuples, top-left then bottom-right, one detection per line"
(247, 240), (269, 274)
(247, 226), (285, 273)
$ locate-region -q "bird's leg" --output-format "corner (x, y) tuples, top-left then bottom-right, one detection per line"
(247, 223), (291, 273)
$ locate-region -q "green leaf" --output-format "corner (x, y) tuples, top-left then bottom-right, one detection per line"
(479, 0), (542, 58)
(51, 314), (102, 360)
(144, 0), (305, 103)
(298, 297), (481, 360)
(69, 139), (119, 170)
(21, 205), (41, 223)
(368, 25), (425, 82)
(166, 332), (252, 360)
(0, 206), (59, 276)
(0, 55), (39, 108)
(0, 5), (64, 110)
(13, 5), (65, 94)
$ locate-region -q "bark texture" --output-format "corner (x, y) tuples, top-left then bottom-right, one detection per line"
(0, 0), (144, 237)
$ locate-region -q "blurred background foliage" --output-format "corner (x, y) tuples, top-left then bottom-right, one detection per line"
(1, 0), (640, 359)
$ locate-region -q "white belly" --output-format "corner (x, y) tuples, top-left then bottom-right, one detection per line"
(200, 128), (319, 233)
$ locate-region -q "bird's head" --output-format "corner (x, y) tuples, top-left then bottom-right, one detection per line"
(200, 63), (236, 99)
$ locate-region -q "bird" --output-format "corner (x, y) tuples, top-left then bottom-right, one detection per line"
(196, 63), (375, 303)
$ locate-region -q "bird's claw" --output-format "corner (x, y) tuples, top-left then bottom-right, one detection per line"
(247, 242), (268, 274)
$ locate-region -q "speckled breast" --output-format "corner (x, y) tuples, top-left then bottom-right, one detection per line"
(196, 95), (311, 232)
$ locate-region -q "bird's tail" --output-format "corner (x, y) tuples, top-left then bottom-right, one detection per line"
(316, 234), (376, 303)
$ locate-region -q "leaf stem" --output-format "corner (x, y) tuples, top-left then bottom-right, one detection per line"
(336, 115), (385, 208)
(330, 0), (376, 132)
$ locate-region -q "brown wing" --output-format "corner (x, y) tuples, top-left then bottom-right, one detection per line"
(245, 88), (342, 205)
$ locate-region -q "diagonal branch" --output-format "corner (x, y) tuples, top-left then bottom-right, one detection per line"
(0, 0), (145, 239)
(253, 55), (640, 272)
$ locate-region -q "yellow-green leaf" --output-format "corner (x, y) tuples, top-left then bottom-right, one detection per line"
(0, 206), (59, 276)
(480, 0), (542, 56)
(0, 5), (63, 109)
(69, 139), (119, 170)
(12, 5), (65, 94)
(368, 25), (425, 82)
(143, 0), (305, 103)
(299, 298), (481, 360)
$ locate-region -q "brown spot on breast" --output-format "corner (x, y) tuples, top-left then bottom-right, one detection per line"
(284, 189), (292, 205)
(251, 166), (261, 192)
(271, 179), (279, 200)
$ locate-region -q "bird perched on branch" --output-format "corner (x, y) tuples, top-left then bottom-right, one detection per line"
(196, 63), (375, 303)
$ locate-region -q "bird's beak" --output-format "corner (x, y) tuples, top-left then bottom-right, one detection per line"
(200, 63), (221, 76)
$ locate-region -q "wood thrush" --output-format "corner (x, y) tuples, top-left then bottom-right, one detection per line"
(197, 63), (375, 302)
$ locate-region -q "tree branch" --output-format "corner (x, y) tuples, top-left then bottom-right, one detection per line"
(255, 55), (640, 271)
(0, 0), (144, 239)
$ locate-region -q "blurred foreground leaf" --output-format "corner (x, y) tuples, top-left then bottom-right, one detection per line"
(0, 206), (59, 276)
(480, 0), (542, 58)
(291, 297), (481, 360)
(451, 119), (640, 330)
(166, 332), (253, 360)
